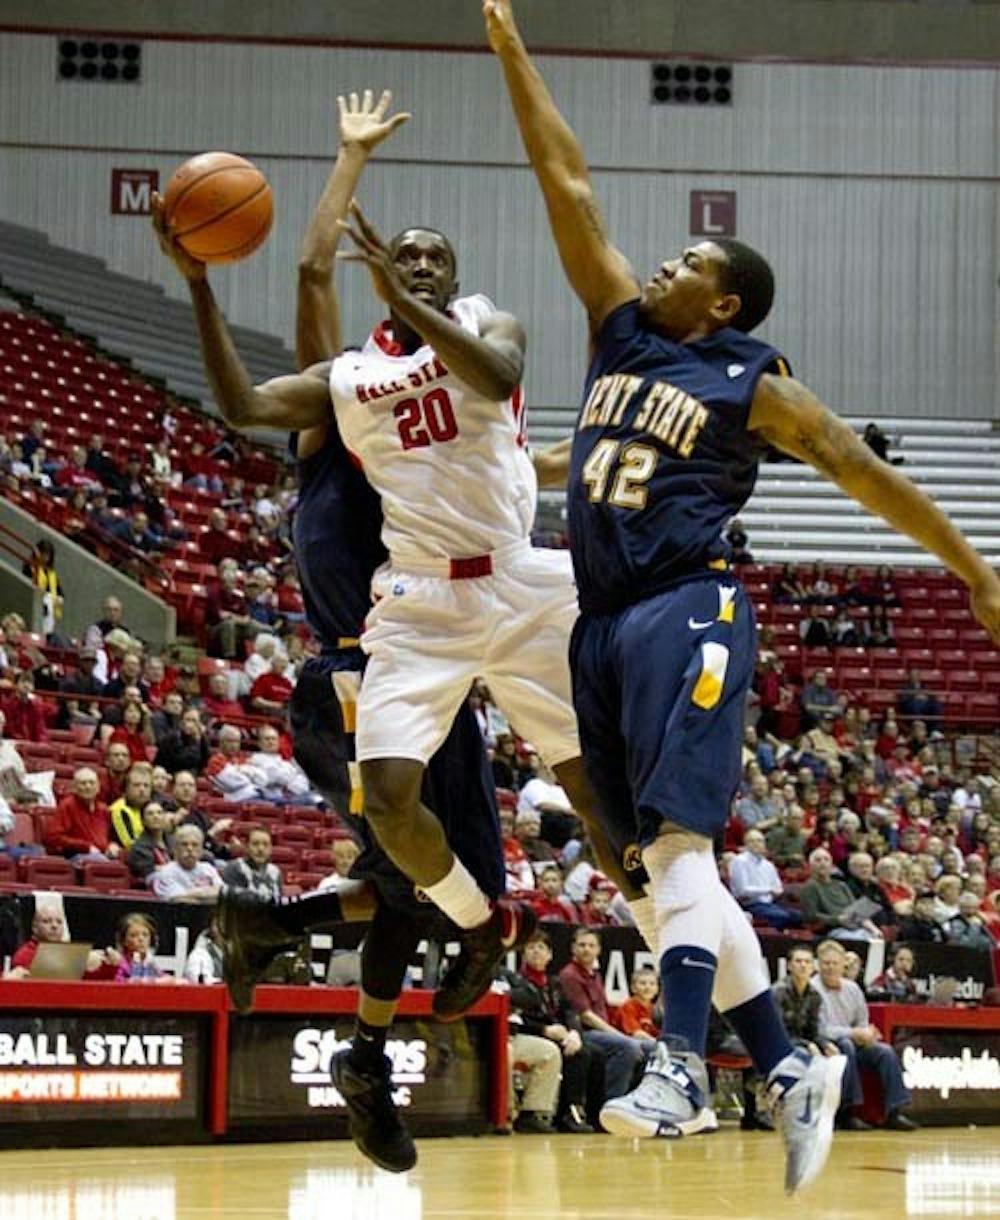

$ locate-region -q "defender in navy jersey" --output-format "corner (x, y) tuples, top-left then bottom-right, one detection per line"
(487, 0), (1000, 1192)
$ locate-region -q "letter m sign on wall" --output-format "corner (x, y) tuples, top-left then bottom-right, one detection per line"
(111, 169), (159, 216)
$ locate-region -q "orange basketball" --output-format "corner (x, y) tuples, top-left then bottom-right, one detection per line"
(163, 151), (273, 264)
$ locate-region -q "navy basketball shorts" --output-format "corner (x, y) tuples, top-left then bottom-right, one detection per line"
(569, 576), (757, 846)
(291, 655), (505, 912)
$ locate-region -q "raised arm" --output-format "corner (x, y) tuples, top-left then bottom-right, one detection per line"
(340, 202), (526, 401)
(297, 89), (410, 370)
(749, 374), (1000, 642)
(151, 195), (331, 431)
(484, 0), (637, 330)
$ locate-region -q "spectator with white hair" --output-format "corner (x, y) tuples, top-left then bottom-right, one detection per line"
(728, 829), (801, 929)
(874, 856), (915, 917)
(799, 847), (882, 942)
(932, 874), (963, 923)
(942, 892), (993, 950)
(43, 767), (120, 862)
(206, 724), (266, 803)
(243, 633), (282, 690)
(150, 824), (221, 903)
(845, 852), (896, 928)
(248, 723), (315, 802)
(812, 940), (916, 1130)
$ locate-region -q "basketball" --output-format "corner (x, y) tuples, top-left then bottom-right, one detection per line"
(163, 151), (273, 264)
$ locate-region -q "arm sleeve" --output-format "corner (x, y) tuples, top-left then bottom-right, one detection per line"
(44, 804), (89, 856)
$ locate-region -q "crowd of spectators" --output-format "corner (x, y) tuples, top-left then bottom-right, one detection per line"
(0, 510), (997, 1135)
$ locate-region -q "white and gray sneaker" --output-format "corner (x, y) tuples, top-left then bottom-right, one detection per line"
(766, 1049), (847, 1194)
(600, 1042), (718, 1139)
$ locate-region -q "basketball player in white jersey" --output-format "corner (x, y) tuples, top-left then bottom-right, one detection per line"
(151, 120), (656, 1025)
(333, 202), (658, 1018)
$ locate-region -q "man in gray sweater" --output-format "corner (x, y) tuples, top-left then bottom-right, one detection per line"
(799, 848), (882, 941)
(811, 940), (916, 1129)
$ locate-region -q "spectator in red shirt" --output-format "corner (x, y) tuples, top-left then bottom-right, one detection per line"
(100, 740), (132, 804)
(0, 670), (49, 742)
(200, 507), (241, 567)
(43, 767), (120, 861)
(579, 879), (623, 927)
(557, 928), (651, 1103)
(107, 699), (155, 763)
(617, 967), (661, 1042)
(276, 568), (306, 619)
(531, 866), (578, 923)
(206, 557), (253, 659)
(249, 653), (295, 714)
(4, 906), (121, 980)
(500, 806), (536, 894)
(202, 671), (246, 722)
(55, 443), (103, 492)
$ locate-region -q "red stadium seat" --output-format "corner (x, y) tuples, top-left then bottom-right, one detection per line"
(281, 805), (326, 828)
(79, 859), (132, 894)
(0, 855), (17, 883)
(314, 826), (355, 848)
(964, 693), (998, 722)
(947, 670), (982, 692)
(19, 856), (77, 889)
(268, 845), (299, 869)
(274, 825), (313, 851)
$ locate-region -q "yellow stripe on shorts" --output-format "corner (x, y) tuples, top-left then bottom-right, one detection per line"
(332, 671), (360, 734)
(347, 760), (364, 815)
(691, 641), (730, 710)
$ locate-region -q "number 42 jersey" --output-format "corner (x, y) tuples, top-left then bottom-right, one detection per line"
(568, 299), (790, 615)
(330, 294), (536, 563)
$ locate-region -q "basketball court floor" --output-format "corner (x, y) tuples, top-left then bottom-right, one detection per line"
(0, 1129), (996, 1220)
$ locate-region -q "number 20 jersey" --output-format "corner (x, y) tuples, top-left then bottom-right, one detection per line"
(568, 299), (789, 616)
(330, 294), (537, 562)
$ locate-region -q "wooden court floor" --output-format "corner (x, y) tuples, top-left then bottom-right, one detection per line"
(0, 1128), (996, 1219)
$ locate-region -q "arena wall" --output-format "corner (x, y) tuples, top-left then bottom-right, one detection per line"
(0, 32), (997, 418)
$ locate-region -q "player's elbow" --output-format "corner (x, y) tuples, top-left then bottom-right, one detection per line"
(297, 258), (332, 285)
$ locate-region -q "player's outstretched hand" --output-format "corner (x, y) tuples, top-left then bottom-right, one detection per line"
(150, 192), (206, 283)
(483, 0), (519, 53)
(337, 200), (407, 307)
(338, 88), (411, 152)
(970, 571), (1000, 644)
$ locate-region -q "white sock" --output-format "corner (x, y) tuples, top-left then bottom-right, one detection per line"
(712, 883), (770, 1012)
(628, 894), (658, 954)
(422, 857), (492, 930)
(642, 830), (723, 958)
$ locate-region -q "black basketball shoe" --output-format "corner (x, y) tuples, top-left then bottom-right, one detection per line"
(331, 1048), (418, 1173)
(217, 888), (303, 1014)
(432, 900), (537, 1022)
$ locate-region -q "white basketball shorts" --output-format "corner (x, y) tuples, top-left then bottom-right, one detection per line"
(356, 541), (581, 768)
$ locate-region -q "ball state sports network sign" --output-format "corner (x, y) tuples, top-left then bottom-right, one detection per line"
(0, 1017), (202, 1124)
(227, 1016), (490, 1135)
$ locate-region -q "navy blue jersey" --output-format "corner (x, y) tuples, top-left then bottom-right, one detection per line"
(568, 300), (788, 614)
(291, 425), (385, 648)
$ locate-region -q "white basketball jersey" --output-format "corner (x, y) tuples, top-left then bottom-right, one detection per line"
(330, 294), (537, 561)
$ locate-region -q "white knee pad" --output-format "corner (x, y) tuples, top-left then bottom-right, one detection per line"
(642, 830), (724, 960)
(712, 884), (770, 1013)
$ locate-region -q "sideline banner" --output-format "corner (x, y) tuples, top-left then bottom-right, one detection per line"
(0, 1015), (204, 1126)
(893, 1028), (1000, 1124)
(228, 1014), (491, 1135)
